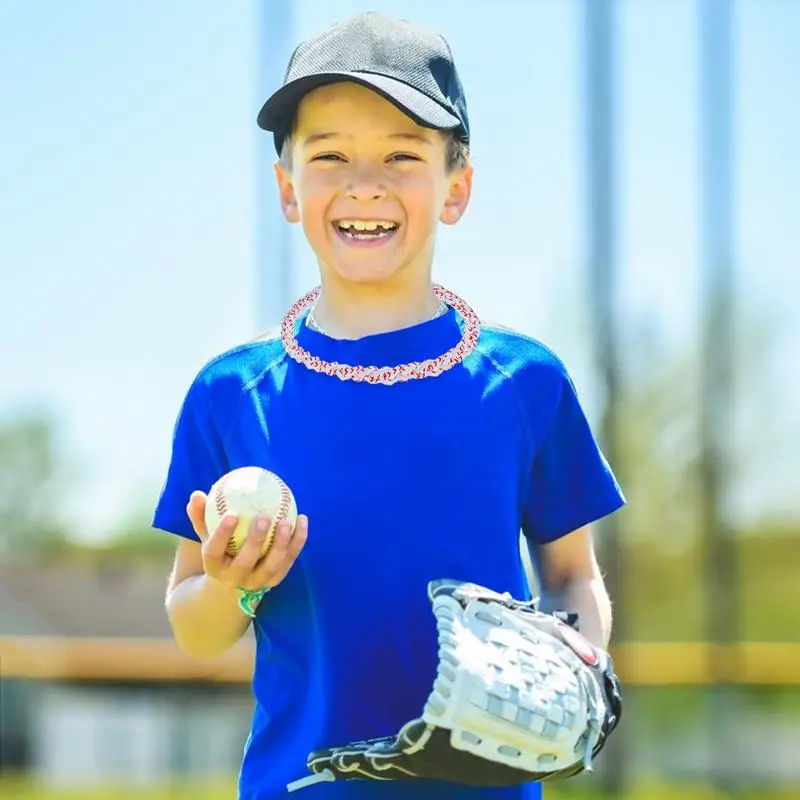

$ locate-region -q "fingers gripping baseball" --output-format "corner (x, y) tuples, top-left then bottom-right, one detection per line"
(252, 514), (308, 587)
(186, 491), (307, 591)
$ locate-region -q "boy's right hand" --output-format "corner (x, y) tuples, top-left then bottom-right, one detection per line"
(186, 491), (308, 592)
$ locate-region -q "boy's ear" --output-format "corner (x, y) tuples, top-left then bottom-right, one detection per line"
(274, 161), (300, 224)
(439, 164), (473, 226)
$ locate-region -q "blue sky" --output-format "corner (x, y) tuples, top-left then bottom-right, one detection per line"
(1, 1), (797, 540)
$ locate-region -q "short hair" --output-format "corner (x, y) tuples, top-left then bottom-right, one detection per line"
(443, 133), (471, 171)
(278, 127), (470, 172)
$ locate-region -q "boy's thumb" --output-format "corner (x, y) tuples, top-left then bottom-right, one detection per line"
(186, 491), (208, 540)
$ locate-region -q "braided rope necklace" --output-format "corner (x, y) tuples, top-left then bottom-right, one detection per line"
(281, 284), (480, 385)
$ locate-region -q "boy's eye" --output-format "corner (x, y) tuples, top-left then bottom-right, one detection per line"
(311, 153), (345, 162)
(388, 153), (421, 162)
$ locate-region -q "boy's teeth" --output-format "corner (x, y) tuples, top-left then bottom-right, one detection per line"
(338, 220), (396, 231)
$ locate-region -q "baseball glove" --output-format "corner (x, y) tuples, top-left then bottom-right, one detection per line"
(286, 579), (622, 791)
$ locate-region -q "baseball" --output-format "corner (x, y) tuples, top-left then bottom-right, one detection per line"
(204, 466), (298, 558)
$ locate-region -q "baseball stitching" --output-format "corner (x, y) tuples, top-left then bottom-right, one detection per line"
(274, 475), (291, 524)
(258, 473), (292, 558)
(214, 472), (232, 520)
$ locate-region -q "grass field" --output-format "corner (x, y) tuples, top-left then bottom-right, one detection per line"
(3, 777), (800, 800)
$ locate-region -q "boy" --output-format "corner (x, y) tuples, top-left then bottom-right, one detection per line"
(153, 11), (625, 800)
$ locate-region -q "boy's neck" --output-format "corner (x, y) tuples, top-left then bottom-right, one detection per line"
(309, 276), (443, 341)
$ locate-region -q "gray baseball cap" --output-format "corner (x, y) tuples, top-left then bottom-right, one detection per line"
(257, 11), (470, 154)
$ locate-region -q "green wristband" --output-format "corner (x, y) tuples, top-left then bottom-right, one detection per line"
(238, 586), (270, 618)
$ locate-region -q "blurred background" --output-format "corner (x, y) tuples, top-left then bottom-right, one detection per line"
(1, 1), (798, 798)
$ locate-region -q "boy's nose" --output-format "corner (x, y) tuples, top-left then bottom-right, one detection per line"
(345, 167), (387, 202)
(345, 183), (386, 201)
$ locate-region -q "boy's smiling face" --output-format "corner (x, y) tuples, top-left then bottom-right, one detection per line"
(274, 82), (472, 288)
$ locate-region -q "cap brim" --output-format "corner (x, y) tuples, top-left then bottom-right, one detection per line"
(257, 71), (462, 148)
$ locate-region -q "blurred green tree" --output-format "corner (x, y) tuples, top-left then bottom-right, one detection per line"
(0, 409), (71, 555)
(97, 505), (177, 560)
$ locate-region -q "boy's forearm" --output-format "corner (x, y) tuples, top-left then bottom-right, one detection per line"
(539, 577), (613, 650)
(166, 574), (254, 658)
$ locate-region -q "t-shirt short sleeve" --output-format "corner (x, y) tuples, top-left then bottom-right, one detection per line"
(522, 369), (625, 544)
(152, 376), (229, 542)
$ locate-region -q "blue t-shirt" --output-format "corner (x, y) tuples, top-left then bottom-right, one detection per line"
(153, 306), (625, 800)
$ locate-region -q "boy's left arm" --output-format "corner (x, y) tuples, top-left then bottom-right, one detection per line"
(526, 524), (612, 650)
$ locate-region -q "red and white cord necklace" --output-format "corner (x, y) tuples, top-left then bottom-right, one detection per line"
(280, 284), (481, 385)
